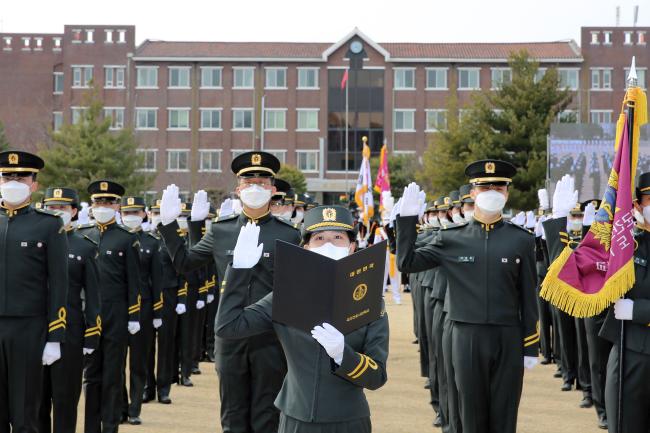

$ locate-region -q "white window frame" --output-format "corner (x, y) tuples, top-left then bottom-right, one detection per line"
(200, 66), (223, 89)
(624, 67), (647, 90)
(534, 68), (547, 84)
(590, 31), (600, 45)
(136, 149), (158, 172)
(296, 150), (319, 173)
(53, 72), (64, 94)
(265, 150), (287, 164)
(265, 67), (287, 90)
(168, 66), (191, 89)
(166, 149), (190, 172)
(104, 65), (126, 89)
(232, 108), (253, 131)
(558, 68), (580, 91)
(603, 31), (613, 45)
(458, 68), (481, 90)
(53, 112), (63, 131)
(297, 67), (319, 89)
(296, 108), (319, 132)
(624, 31), (633, 45)
(136, 66), (159, 89)
(425, 109), (447, 132)
(394, 109), (416, 132)
(135, 107), (158, 130)
(167, 108), (191, 131)
(425, 68), (448, 90)
(638, 31), (647, 45)
(71, 65), (93, 88)
(264, 108), (287, 131)
(70, 106), (88, 124)
(233, 66), (255, 89)
(198, 149), (222, 173)
(104, 107), (125, 130)
(394, 67), (416, 90)
(231, 149), (252, 160)
(590, 110), (613, 124)
(199, 108), (223, 131)
(556, 110), (578, 123)
(490, 67), (512, 90)
(590, 67), (613, 91)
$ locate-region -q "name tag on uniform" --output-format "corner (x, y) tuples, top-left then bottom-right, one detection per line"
(69, 254), (75, 259)
(263, 252), (270, 258)
(634, 257), (647, 267)
(106, 251), (112, 255)
(21, 242), (27, 247)
(458, 256), (474, 263)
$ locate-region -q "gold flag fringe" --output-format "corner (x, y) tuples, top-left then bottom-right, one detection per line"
(540, 246), (636, 318)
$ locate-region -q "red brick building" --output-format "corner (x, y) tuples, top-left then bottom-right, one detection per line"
(0, 25), (647, 203)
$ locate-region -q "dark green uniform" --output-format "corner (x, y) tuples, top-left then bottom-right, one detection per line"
(40, 228), (101, 433)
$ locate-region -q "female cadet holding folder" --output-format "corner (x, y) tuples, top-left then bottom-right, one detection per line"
(216, 205), (389, 433)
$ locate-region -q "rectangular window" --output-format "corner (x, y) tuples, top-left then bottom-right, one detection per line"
(167, 150), (189, 172)
(136, 108), (157, 130)
(53, 112), (63, 131)
(72, 66), (93, 87)
(265, 109), (286, 130)
(201, 67), (222, 88)
(53, 73), (64, 94)
(426, 68), (447, 89)
(394, 110), (415, 131)
(557, 110), (577, 123)
(233, 109), (253, 130)
(298, 68), (319, 89)
(71, 107), (87, 124)
(200, 109), (222, 130)
(394, 68), (415, 90)
(624, 68), (647, 89)
(558, 69), (579, 90)
(458, 68), (480, 90)
(168, 109), (190, 129)
(137, 67), (158, 88)
(297, 150), (319, 173)
(104, 67), (125, 88)
(265, 68), (287, 89)
(591, 70), (600, 89)
(491, 68), (512, 89)
(534, 68), (547, 83)
(297, 109), (318, 131)
(265, 150), (286, 164)
(199, 150), (222, 172)
(425, 110), (447, 131)
(591, 68), (612, 90)
(104, 107), (125, 129)
(603, 31), (612, 45)
(169, 67), (190, 88)
(590, 110), (613, 124)
(137, 149), (157, 172)
(234, 67), (254, 89)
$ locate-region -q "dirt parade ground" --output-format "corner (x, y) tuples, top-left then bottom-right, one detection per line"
(78, 292), (604, 433)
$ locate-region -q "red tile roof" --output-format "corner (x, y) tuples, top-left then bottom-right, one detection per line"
(383, 42), (581, 60)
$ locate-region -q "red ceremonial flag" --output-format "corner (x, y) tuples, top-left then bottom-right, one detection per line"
(541, 86), (647, 317)
(340, 69), (349, 90)
(374, 144), (391, 210)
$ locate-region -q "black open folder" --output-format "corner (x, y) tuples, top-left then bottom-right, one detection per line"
(272, 240), (386, 335)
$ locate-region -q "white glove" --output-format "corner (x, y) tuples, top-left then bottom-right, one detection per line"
(160, 184), (182, 226)
(535, 215), (548, 238)
(389, 198), (402, 227)
(191, 190), (210, 222)
(614, 298), (634, 320)
(207, 294), (215, 304)
(128, 321), (141, 335)
(232, 222), (264, 269)
(83, 348), (95, 356)
(42, 342), (61, 366)
(552, 175), (578, 219)
(382, 192), (394, 213)
(513, 211), (526, 226)
(417, 191), (427, 219)
(196, 300), (205, 310)
(311, 323), (345, 365)
(176, 303), (186, 315)
(399, 183), (422, 217)
(583, 202), (597, 226)
(153, 318), (163, 329)
(538, 188), (550, 210)
(525, 211), (536, 229)
(524, 356), (538, 370)
(219, 198), (233, 218)
(78, 204), (90, 225)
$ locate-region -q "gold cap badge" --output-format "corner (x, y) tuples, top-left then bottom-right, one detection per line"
(100, 182), (108, 191)
(322, 207), (337, 222)
(485, 162), (496, 174)
(53, 188), (63, 198)
(127, 197), (135, 205)
(8, 153), (18, 165)
(251, 154), (262, 166)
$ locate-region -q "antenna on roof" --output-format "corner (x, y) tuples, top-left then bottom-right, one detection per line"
(634, 5), (639, 27)
(616, 5), (621, 26)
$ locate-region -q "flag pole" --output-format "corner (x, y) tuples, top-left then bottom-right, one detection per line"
(344, 69), (349, 197)
(618, 55), (637, 433)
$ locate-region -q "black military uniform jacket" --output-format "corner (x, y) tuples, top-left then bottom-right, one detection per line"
(396, 215), (539, 357)
(66, 229), (102, 349)
(0, 202), (69, 342)
(133, 229), (163, 319)
(216, 266), (389, 423)
(175, 231), (206, 307)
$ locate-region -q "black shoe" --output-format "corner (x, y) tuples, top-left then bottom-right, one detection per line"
(424, 378), (431, 389)
(412, 339), (418, 344)
(192, 367), (201, 375)
(540, 358), (552, 365)
(579, 396), (593, 408)
(142, 392), (155, 403)
(598, 416), (608, 430)
(553, 370), (563, 378)
(433, 415), (442, 427)
(158, 394), (172, 404)
(207, 354), (215, 362)
(128, 416), (142, 425)
(180, 376), (193, 387)
(561, 381), (573, 391)
(120, 413), (128, 424)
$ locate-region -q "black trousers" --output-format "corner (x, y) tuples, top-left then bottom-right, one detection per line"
(586, 313), (612, 420)
(554, 307), (578, 384)
(122, 299), (154, 417)
(551, 306), (562, 366)
(39, 319), (83, 433)
(215, 338), (286, 433)
(451, 322), (523, 433)
(431, 300), (449, 431)
(278, 413), (371, 433)
(203, 299), (218, 361)
(605, 345), (650, 433)
(442, 314), (461, 433)
(177, 299), (198, 378)
(144, 326), (157, 399)
(192, 304), (207, 366)
(0, 316), (46, 433)
(422, 287), (437, 411)
(575, 318), (592, 397)
(416, 283), (430, 379)
(410, 276), (421, 340)
(156, 287), (178, 396)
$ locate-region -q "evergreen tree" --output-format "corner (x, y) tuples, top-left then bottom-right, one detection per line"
(276, 164), (307, 194)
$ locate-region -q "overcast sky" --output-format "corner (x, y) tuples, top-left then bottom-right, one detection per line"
(1, 0), (647, 45)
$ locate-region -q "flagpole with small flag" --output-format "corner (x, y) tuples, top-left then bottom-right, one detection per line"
(342, 69), (350, 195)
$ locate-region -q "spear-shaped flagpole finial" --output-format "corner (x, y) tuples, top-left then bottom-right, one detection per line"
(627, 56), (638, 89)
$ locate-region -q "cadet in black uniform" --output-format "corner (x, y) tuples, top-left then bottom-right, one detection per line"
(216, 205), (389, 433)
(120, 196), (163, 424)
(396, 160), (538, 433)
(158, 152), (301, 433)
(81, 180), (141, 433)
(0, 151), (69, 433)
(39, 187), (101, 433)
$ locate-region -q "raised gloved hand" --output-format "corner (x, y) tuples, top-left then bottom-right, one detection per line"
(196, 300), (205, 310)
(176, 304), (186, 315)
(153, 318), (163, 329)
(389, 198), (402, 227)
(538, 188), (550, 211)
(311, 323), (345, 365)
(552, 175), (578, 219)
(191, 190), (210, 222)
(42, 342), (61, 366)
(399, 183), (422, 217)
(232, 222), (264, 269)
(583, 202), (597, 226)
(83, 348), (95, 356)
(525, 211), (537, 229)
(78, 203), (90, 225)
(614, 299), (634, 320)
(128, 321), (141, 335)
(160, 184), (182, 226)
(535, 215), (547, 238)
(207, 294), (215, 304)
(219, 198), (233, 218)
(524, 356), (539, 370)
(513, 211), (526, 226)
(417, 191), (427, 219)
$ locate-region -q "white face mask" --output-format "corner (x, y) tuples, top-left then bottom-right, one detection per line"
(57, 210), (73, 227)
(239, 185), (272, 210)
(291, 209), (304, 224)
(273, 210), (292, 221)
(0, 181), (31, 205)
(475, 190), (507, 215)
(122, 215), (143, 230)
(92, 206), (115, 224)
(309, 242), (350, 260)
(635, 209), (644, 225)
(568, 219), (583, 232)
(177, 217), (188, 230)
(429, 216), (440, 228)
(439, 216), (450, 225)
(643, 206), (650, 225)
(151, 215), (162, 228)
(452, 213), (465, 224)
(464, 210), (475, 222)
